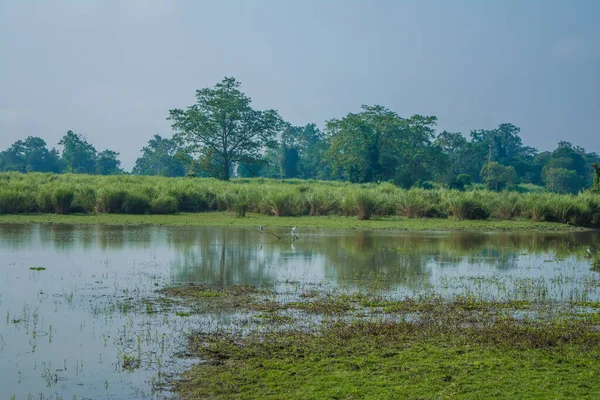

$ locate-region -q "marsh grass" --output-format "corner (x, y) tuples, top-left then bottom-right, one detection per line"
(170, 288), (600, 400)
(0, 172), (598, 227)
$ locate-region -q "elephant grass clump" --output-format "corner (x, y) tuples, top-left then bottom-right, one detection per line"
(151, 195), (179, 214)
(52, 186), (76, 215)
(0, 172), (598, 227)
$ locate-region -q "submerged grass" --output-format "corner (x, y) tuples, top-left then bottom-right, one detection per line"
(167, 288), (600, 400)
(0, 172), (599, 227)
(0, 212), (587, 231)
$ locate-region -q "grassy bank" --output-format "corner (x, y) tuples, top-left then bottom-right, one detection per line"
(0, 172), (599, 228)
(0, 212), (587, 231)
(177, 323), (600, 399)
(145, 285), (600, 399)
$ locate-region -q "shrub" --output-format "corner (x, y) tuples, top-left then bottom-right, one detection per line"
(444, 193), (490, 220)
(353, 190), (379, 220)
(305, 188), (337, 216)
(71, 186), (96, 213)
(523, 195), (549, 222)
(0, 189), (27, 214)
(96, 189), (128, 213)
(52, 186), (75, 214)
(36, 187), (55, 213)
(151, 196), (178, 214)
(266, 190), (297, 217)
(398, 190), (433, 218)
(492, 193), (522, 220)
(123, 193), (151, 215)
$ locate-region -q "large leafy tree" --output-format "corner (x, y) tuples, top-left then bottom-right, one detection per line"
(168, 77), (283, 180)
(133, 135), (191, 177)
(58, 130), (97, 174)
(0, 136), (62, 173)
(95, 150), (122, 175)
(480, 162), (518, 191)
(324, 106), (440, 186)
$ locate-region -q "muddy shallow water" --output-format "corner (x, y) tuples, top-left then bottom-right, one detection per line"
(0, 223), (599, 399)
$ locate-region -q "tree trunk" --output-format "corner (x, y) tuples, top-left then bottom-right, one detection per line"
(222, 163), (230, 181)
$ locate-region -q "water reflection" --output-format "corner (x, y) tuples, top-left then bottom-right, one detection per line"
(1, 223), (600, 399)
(1, 223), (599, 292)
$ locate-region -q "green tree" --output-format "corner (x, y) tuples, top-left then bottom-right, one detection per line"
(480, 162), (517, 191)
(324, 106), (387, 183)
(592, 163), (600, 192)
(95, 150), (122, 175)
(543, 167), (585, 194)
(58, 130), (97, 174)
(133, 135), (191, 177)
(324, 106), (440, 186)
(168, 77), (283, 180)
(0, 136), (62, 173)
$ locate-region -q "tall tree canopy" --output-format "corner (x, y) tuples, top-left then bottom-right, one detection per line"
(324, 105), (440, 186)
(133, 134), (192, 177)
(168, 77), (283, 180)
(0, 136), (62, 173)
(58, 131), (97, 174)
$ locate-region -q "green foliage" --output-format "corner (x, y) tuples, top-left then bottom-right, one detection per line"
(0, 189), (28, 214)
(0, 136), (62, 173)
(123, 193), (151, 215)
(480, 162), (517, 191)
(133, 134), (191, 177)
(58, 131), (98, 174)
(443, 192), (490, 220)
(398, 189), (434, 218)
(543, 167), (585, 194)
(265, 189), (298, 217)
(353, 190), (379, 220)
(52, 186), (75, 214)
(151, 196), (179, 214)
(96, 189), (128, 213)
(591, 163), (600, 193)
(0, 172), (599, 227)
(168, 77), (283, 180)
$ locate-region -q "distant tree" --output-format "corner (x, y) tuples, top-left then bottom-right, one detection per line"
(324, 105), (439, 186)
(543, 167), (585, 194)
(280, 145), (300, 178)
(0, 136), (62, 173)
(168, 77), (283, 180)
(58, 131), (97, 174)
(133, 135), (191, 177)
(95, 150), (122, 175)
(434, 131), (468, 183)
(324, 106), (390, 183)
(280, 123), (327, 179)
(480, 162), (517, 191)
(592, 163), (600, 192)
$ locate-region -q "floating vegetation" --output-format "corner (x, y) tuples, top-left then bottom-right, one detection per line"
(2, 224), (600, 398)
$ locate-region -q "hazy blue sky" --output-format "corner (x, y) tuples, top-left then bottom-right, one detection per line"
(1, 0), (598, 169)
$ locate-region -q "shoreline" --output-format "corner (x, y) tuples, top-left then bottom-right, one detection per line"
(0, 212), (591, 232)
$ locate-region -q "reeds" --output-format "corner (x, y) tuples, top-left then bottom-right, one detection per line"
(0, 172), (598, 226)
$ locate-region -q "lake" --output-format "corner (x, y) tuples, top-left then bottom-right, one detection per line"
(1, 223), (599, 399)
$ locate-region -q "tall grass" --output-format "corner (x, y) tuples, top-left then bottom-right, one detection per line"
(0, 172), (598, 226)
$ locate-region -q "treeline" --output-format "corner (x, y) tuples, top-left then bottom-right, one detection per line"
(1, 78), (599, 194)
(0, 131), (122, 175)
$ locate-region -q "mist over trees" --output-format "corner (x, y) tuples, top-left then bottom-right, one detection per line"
(1, 77), (599, 193)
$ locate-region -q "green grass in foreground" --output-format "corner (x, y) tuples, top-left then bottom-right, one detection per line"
(151, 285), (600, 399)
(0, 212), (586, 231)
(178, 335), (599, 400)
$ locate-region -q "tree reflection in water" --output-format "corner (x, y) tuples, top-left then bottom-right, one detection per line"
(1, 224), (599, 293)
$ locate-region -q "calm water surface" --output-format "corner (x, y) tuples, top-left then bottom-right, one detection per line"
(1, 223), (599, 399)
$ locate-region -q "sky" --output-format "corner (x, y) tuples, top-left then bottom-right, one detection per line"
(0, 0), (599, 170)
